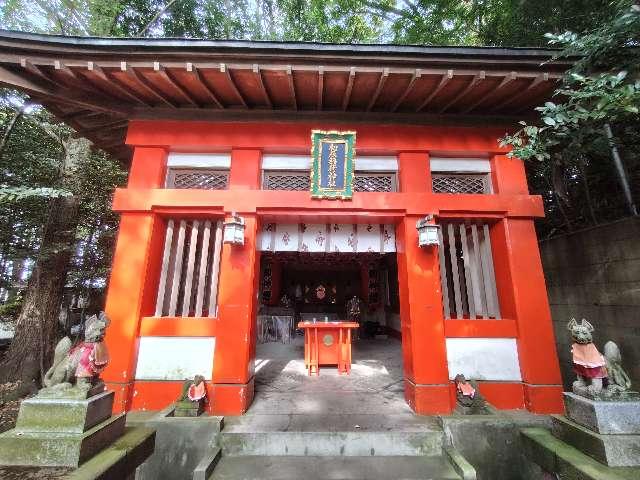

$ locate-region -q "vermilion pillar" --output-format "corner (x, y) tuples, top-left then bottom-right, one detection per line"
(495, 219), (564, 412)
(103, 146), (167, 413)
(396, 216), (451, 414)
(211, 215), (260, 414)
(210, 148), (261, 414)
(396, 151), (451, 414)
(490, 154), (563, 413)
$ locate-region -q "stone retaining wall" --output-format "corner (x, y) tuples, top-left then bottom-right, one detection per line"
(540, 217), (640, 390)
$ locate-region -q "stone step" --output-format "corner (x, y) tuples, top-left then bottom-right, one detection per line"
(551, 415), (640, 467)
(521, 427), (639, 480)
(209, 455), (463, 480)
(219, 414), (444, 457)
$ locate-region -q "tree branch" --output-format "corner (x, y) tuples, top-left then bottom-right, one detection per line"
(137, 0), (179, 36)
(0, 107), (24, 161)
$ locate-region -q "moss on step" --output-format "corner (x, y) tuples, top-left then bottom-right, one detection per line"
(521, 427), (640, 480)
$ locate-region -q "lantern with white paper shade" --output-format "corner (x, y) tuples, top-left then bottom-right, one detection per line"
(416, 215), (441, 247)
(223, 212), (245, 245)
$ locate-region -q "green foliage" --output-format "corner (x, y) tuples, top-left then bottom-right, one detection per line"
(0, 95), (127, 305)
(500, 1), (640, 235)
(501, 71), (640, 162)
(476, 0), (620, 47)
(0, 187), (71, 203)
(0, 292), (22, 321)
(0, 0), (621, 45)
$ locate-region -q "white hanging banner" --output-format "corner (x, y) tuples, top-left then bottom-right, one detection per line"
(259, 223), (395, 253)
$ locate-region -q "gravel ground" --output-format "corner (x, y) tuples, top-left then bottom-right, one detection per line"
(0, 397), (19, 433)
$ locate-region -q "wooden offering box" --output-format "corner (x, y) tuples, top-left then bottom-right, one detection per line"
(298, 321), (359, 376)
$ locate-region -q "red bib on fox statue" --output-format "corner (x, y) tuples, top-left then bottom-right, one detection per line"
(73, 341), (109, 378)
(571, 342), (607, 379)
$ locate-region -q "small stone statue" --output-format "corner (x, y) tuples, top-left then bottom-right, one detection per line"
(175, 375), (206, 416)
(568, 318), (607, 397)
(454, 374), (487, 414)
(39, 312), (110, 398)
(568, 318), (634, 399)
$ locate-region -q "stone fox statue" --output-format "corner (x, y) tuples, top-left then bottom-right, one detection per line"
(568, 318), (607, 396)
(567, 318), (632, 398)
(43, 312), (110, 392)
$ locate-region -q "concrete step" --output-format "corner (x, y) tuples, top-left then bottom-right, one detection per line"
(551, 415), (640, 467)
(209, 455), (462, 480)
(521, 427), (639, 480)
(219, 414), (444, 457)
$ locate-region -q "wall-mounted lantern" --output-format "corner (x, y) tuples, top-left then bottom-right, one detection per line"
(416, 215), (441, 247)
(223, 212), (245, 245)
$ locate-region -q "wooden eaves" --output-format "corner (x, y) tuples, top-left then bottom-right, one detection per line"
(0, 30), (573, 162)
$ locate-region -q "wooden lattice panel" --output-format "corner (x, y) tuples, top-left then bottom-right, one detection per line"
(354, 173), (397, 192)
(263, 172), (310, 191)
(263, 171), (396, 192)
(166, 169), (229, 190)
(432, 174), (490, 194)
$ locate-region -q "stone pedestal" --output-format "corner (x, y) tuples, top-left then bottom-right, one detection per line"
(521, 391), (640, 478)
(0, 391), (125, 467)
(564, 392), (640, 435)
(174, 399), (205, 417)
(552, 415), (640, 467)
(560, 392), (640, 468)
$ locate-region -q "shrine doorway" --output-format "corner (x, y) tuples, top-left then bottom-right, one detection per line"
(252, 251), (407, 414)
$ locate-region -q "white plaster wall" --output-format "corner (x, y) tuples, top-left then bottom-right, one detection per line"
(135, 337), (216, 380)
(167, 152), (231, 168)
(445, 338), (522, 381)
(430, 158), (491, 173)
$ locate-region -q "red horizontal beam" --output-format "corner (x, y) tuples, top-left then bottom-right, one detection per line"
(139, 316), (217, 337)
(113, 189), (544, 219)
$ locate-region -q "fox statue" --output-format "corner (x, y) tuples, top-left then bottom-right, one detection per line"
(41, 312), (110, 396)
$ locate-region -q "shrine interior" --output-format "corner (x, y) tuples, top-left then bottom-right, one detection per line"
(257, 252), (401, 345)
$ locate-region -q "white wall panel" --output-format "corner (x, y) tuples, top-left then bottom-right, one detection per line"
(430, 158), (491, 173)
(262, 155), (310, 171)
(445, 338), (522, 381)
(168, 152), (231, 168)
(135, 337), (215, 380)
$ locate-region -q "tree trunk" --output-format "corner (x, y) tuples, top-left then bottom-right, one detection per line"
(0, 195), (79, 388)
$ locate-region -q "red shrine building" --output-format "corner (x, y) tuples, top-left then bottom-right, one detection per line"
(0, 31), (569, 415)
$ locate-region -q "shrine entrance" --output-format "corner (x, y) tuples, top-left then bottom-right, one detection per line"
(252, 249), (407, 414)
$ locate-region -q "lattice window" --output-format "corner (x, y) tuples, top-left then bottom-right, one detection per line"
(354, 173), (397, 192)
(166, 168), (229, 190)
(155, 219), (223, 318)
(262, 171), (397, 192)
(437, 221), (501, 320)
(432, 173), (490, 194)
(262, 171), (310, 190)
